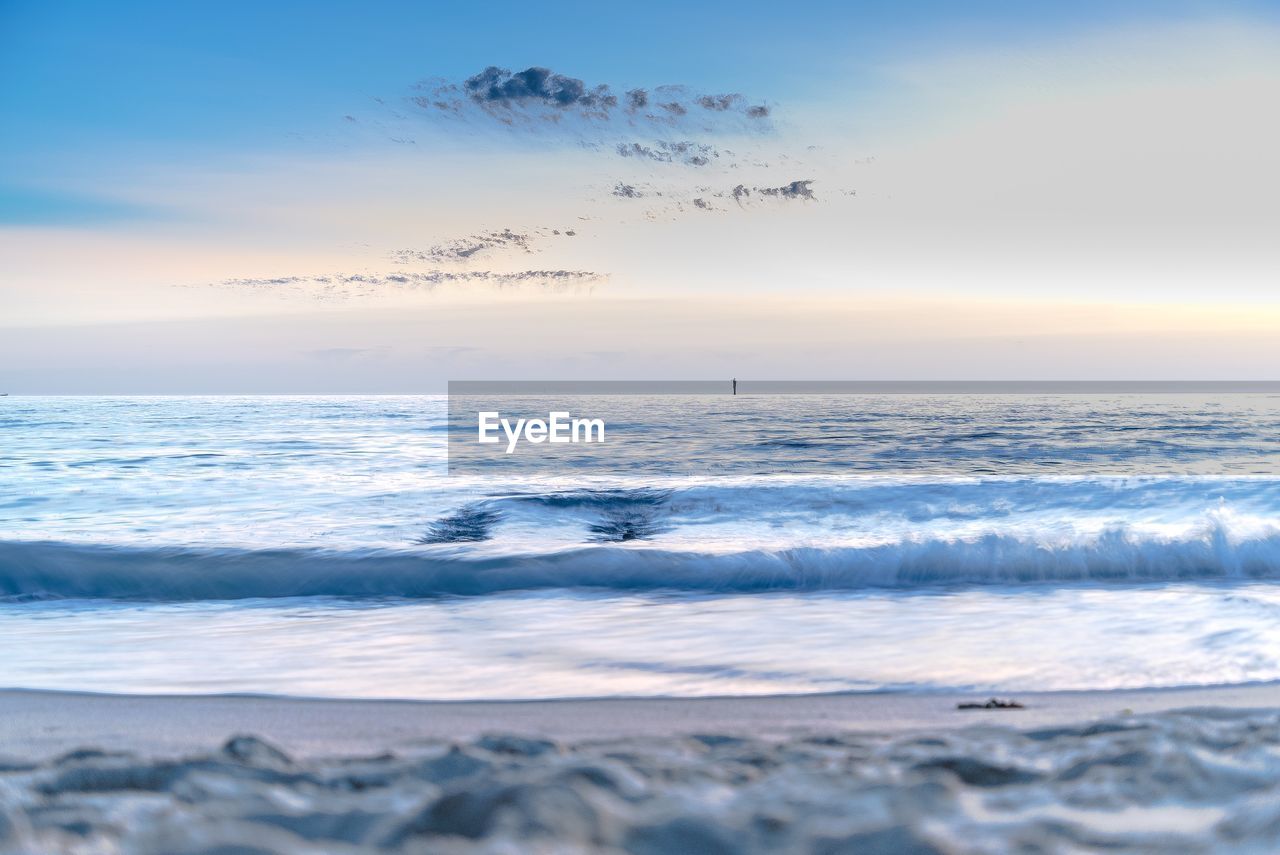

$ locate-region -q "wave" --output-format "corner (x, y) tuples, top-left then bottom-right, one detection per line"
(4, 521), (1280, 600)
(480, 478), (1280, 524)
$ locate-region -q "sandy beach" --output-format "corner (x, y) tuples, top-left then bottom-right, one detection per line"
(4, 685), (1280, 852)
(5, 682), (1280, 757)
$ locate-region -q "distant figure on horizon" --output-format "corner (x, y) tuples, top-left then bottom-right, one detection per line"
(732, 378), (737, 396)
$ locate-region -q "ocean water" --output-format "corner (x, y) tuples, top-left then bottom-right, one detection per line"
(3, 394), (1280, 699)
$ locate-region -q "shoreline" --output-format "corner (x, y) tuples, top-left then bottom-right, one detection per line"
(5, 681), (1280, 758)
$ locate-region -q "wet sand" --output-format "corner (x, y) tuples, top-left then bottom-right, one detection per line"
(5, 682), (1280, 758)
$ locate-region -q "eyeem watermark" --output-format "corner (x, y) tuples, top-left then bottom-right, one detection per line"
(478, 411), (605, 453)
(449, 380), (1280, 475)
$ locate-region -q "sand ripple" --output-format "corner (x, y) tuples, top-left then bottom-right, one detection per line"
(2, 709), (1280, 853)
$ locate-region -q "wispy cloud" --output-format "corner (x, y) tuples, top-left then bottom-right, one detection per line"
(211, 269), (605, 301)
(389, 227), (578, 265)
(615, 140), (722, 167)
(606, 179), (818, 215)
(390, 228), (532, 263)
(308, 67), (821, 285)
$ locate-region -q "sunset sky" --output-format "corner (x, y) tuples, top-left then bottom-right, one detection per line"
(2, 0), (1278, 391)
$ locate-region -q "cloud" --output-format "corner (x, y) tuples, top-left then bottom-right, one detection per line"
(388, 67), (779, 180)
(463, 66), (617, 110)
(731, 180), (816, 202)
(391, 228), (532, 263)
(406, 67), (772, 132)
(389, 227), (579, 265)
(602, 178), (819, 220)
(609, 179), (816, 208)
(612, 183), (644, 198)
(359, 67), (808, 234)
(757, 179), (816, 200)
(615, 140), (720, 167)
(213, 269), (605, 301)
(696, 94), (740, 111)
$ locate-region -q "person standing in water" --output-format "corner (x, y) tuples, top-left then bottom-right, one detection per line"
(732, 378), (737, 395)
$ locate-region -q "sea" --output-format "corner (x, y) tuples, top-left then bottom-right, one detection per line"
(3, 393), (1280, 700)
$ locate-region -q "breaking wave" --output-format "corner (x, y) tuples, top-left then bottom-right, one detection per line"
(4, 520), (1280, 601)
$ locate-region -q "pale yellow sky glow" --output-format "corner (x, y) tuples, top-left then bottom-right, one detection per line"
(4, 295), (1278, 393)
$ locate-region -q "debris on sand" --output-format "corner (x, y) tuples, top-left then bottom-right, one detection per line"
(957, 698), (1025, 710)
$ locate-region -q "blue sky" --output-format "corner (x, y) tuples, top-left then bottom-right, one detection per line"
(3, 0), (1275, 218)
(5, 1), (1270, 173)
(2, 0), (1279, 390)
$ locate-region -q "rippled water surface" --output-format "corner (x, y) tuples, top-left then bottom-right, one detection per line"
(3, 394), (1280, 698)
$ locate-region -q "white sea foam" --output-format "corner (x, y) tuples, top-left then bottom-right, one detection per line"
(4, 511), (1280, 600)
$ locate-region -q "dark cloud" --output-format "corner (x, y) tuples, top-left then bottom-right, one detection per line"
(658, 101), (688, 117)
(747, 105), (770, 119)
(626, 89), (648, 110)
(463, 66), (616, 110)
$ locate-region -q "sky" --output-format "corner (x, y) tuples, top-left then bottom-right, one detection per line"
(2, 0), (1279, 391)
